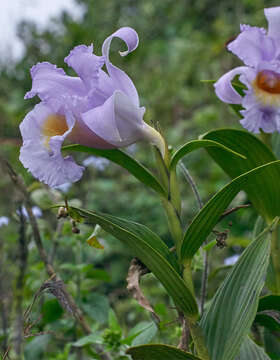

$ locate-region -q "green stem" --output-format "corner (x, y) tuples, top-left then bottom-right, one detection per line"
(154, 146), (183, 254)
(161, 198), (183, 258)
(189, 321), (210, 360)
(183, 258), (195, 297)
(154, 143), (209, 357)
(170, 168), (182, 215)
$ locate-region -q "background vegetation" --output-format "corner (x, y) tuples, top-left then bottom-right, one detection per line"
(0, 1), (279, 359)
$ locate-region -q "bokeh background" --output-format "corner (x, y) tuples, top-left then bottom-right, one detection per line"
(0, 1), (278, 359)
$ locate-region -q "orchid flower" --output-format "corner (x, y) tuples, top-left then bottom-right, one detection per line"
(20, 27), (165, 187)
(215, 7), (280, 134)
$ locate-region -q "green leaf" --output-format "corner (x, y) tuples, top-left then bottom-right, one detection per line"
(126, 344), (201, 360)
(181, 161), (280, 260)
(170, 139), (245, 169)
(236, 337), (270, 360)
(81, 293), (110, 324)
(255, 295), (280, 331)
(41, 299), (63, 324)
(68, 206), (198, 319)
(200, 222), (274, 360)
(63, 144), (167, 197)
(72, 334), (103, 347)
(129, 322), (158, 346)
(258, 295), (280, 312)
(264, 330), (280, 359)
(108, 309), (122, 332)
(202, 129), (280, 220)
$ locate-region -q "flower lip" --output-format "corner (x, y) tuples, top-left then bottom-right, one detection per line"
(256, 69), (280, 94)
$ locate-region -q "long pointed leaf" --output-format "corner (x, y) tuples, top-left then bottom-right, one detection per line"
(181, 160), (280, 260)
(63, 144), (167, 197)
(170, 139), (245, 169)
(200, 223), (274, 360)
(69, 207), (198, 319)
(126, 344), (201, 360)
(202, 129), (280, 220)
(236, 337), (270, 360)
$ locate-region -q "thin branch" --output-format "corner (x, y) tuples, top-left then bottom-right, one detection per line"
(14, 206), (28, 358)
(179, 162), (207, 315)
(0, 236), (9, 353)
(219, 204), (251, 222)
(179, 162), (203, 209)
(0, 156), (111, 360)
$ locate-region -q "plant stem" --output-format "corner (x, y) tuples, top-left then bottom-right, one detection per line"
(179, 162), (203, 210)
(189, 321), (210, 360)
(161, 198), (183, 257)
(154, 148), (210, 356)
(154, 146), (184, 254)
(14, 206), (28, 360)
(179, 162), (209, 315)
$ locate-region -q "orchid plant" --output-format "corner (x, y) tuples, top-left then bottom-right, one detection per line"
(18, 6), (280, 360)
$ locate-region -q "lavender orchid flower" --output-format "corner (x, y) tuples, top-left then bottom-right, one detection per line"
(20, 27), (164, 187)
(214, 7), (280, 134)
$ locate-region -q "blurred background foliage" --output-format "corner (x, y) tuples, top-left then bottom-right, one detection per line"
(0, 0), (279, 359)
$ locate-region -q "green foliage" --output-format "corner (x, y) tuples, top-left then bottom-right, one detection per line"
(1, 0), (280, 358)
(255, 295), (280, 332)
(181, 161), (280, 260)
(126, 344), (201, 360)
(237, 337), (271, 360)
(202, 129), (280, 220)
(68, 206), (198, 318)
(170, 139), (245, 169)
(200, 221), (275, 360)
(63, 144), (167, 197)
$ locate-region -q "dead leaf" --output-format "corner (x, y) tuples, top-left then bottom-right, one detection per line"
(126, 258), (160, 323)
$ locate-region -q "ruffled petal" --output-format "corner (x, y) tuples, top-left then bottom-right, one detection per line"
(240, 105), (278, 134)
(64, 45), (105, 92)
(19, 102), (84, 187)
(265, 7), (280, 48)
(102, 27), (140, 106)
(25, 62), (87, 102)
(227, 25), (275, 67)
(214, 66), (255, 104)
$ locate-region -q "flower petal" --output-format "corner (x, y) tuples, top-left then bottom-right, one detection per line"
(214, 66), (255, 104)
(102, 27), (140, 106)
(265, 7), (280, 48)
(82, 90), (143, 146)
(240, 105), (278, 134)
(19, 102), (84, 187)
(228, 25), (275, 67)
(82, 90), (165, 155)
(25, 62), (87, 102)
(64, 45), (105, 92)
